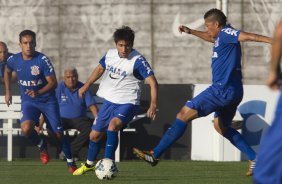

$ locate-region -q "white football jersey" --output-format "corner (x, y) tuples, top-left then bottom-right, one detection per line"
(97, 49), (150, 105)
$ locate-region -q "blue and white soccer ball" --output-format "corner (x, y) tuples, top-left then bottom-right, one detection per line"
(95, 158), (118, 180)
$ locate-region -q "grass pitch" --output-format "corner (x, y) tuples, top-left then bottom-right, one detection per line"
(0, 159), (252, 184)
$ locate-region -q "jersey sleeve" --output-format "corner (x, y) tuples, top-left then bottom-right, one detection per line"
(0, 63), (6, 77)
(6, 55), (15, 71)
(133, 56), (154, 80)
(41, 55), (56, 76)
(99, 54), (106, 69)
(84, 89), (96, 107)
(220, 27), (241, 44)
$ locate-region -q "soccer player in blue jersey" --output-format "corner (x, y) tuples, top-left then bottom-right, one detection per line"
(133, 8), (272, 176)
(73, 26), (158, 175)
(3, 30), (77, 173)
(253, 20), (282, 184)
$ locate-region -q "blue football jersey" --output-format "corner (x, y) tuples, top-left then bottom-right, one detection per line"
(7, 51), (57, 102)
(56, 81), (96, 119)
(0, 53), (13, 78)
(211, 25), (242, 87)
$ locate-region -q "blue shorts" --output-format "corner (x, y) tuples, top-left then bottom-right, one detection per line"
(21, 100), (63, 133)
(254, 93), (282, 183)
(186, 85), (243, 125)
(92, 100), (139, 132)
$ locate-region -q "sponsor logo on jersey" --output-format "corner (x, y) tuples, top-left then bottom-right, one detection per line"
(31, 65), (40, 75)
(221, 28), (238, 36)
(106, 65), (127, 79)
(212, 52), (218, 58)
(42, 56), (54, 72)
(214, 37), (219, 47)
(137, 56), (153, 75)
(19, 79), (43, 86)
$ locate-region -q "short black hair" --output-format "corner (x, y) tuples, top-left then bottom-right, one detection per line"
(19, 30), (36, 43)
(113, 26), (135, 46)
(204, 8), (227, 26)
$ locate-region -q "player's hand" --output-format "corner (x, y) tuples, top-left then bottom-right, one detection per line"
(34, 126), (44, 134)
(266, 71), (281, 90)
(78, 86), (87, 98)
(5, 93), (12, 107)
(147, 104), (157, 120)
(25, 89), (38, 98)
(178, 25), (191, 34)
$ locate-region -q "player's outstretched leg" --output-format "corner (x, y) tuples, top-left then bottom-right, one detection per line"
(73, 140), (100, 175)
(222, 127), (256, 176)
(133, 119), (187, 166)
(246, 159), (256, 176)
(133, 148), (159, 166)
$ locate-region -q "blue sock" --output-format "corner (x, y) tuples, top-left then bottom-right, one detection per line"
(87, 140), (101, 162)
(27, 130), (46, 150)
(223, 127), (256, 160)
(153, 119), (187, 158)
(61, 136), (73, 160)
(105, 131), (118, 159)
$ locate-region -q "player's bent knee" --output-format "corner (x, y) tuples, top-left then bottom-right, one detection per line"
(108, 118), (123, 131)
(176, 106), (198, 122)
(90, 131), (104, 142)
(21, 121), (34, 135)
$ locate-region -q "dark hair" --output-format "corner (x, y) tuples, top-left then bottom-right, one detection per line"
(204, 8), (227, 26)
(19, 30), (36, 43)
(113, 26), (135, 46)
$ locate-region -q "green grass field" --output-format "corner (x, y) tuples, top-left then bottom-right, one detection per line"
(0, 159), (252, 184)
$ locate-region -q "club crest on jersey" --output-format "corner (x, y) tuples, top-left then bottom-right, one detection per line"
(31, 65), (40, 76)
(60, 95), (68, 101)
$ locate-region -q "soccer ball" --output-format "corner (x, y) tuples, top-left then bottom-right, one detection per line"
(95, 158), (118, 180)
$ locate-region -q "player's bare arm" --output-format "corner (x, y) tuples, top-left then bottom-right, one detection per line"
(238, 31), (272, 43)
(178, 25), (214, 43)
(4, 65), (12, 106)
(145, 75), (158, 120)
(26, 75), (57, 98)
(79, 64), (105, 98)
(267, 21), (282, 90)
(89, 104), (98, 118)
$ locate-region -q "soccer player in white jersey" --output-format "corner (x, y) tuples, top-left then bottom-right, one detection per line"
(73, 26), (158, 175)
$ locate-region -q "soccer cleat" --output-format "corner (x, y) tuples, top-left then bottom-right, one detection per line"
(72, 163), (95, 175)
(67, 162), (78, 173)
(133, 147), (159, 166)
(39, 150), (49, 165)
(246, 159), (256, 176)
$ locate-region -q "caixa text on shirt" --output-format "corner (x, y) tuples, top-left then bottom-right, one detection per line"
(19, 79), (43, 86)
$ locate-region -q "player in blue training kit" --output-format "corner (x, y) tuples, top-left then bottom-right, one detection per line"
(73, 26), (158, 175)
(133, 8), (272, 176)
(3, 30), (77, 173)
(253, 20), (282, 184)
